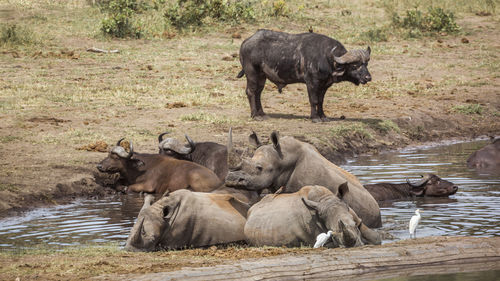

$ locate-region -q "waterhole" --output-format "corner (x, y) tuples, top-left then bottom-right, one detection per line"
(0, 140), (498, 250)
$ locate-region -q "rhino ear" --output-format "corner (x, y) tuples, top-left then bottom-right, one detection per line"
(270, 131), (283, 159)
(367, 46), (371, 55)
(337, 182), (349, 200)
(248, 130), (262, 147)
(301, 198), (319, 211)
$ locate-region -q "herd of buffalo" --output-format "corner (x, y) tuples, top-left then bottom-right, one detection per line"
(94, 30), (499, 252)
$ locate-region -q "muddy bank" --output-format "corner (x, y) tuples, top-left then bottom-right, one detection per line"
(0, 114), (497, 216)
(96, 236), (500, 281)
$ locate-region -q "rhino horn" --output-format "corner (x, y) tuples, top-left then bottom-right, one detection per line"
(339, 220), (362, 247)
(359, 223), (381, 245)
(227, 127), (243, 170)
(125, 217), (144, 251)
(140, 195), (155, 212)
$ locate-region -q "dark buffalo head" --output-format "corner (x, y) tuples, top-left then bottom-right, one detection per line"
(333, 46), (372, 86)
(96, 138), (143, 174)
(158, 132), (195, 159)
(407, 174), (458, 197)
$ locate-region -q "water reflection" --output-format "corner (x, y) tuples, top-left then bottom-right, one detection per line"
(341, 140), (500, 242)
(0, 140), (498, 250)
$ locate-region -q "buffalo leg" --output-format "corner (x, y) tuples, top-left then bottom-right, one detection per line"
(245, 67), (267, 120)
(317, 88), (328, 121)
(306, 82), (322, 122)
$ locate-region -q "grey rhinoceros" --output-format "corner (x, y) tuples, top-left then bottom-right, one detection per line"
(125, 190), (249, 251)
(226, 131), (382, 228)
(244, 185), (381, 247)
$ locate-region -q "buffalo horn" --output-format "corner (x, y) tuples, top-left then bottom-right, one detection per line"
(184, 134), (196, 154)
(334, 48), (370, 64)
(159, 137), (193, 155)
(158, 132), (170, 143)
(112, 138), (133, 158)
(406, 174), (431, 188)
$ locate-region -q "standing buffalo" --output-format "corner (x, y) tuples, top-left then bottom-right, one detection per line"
(363, 174), (458, 202)
(237, 29), (371, 122)
(225, 131), (381, 228)
(97, 139), (222, 194)
(158, 132), (228, 180)
(467, 138), (500, 171)
(125, 190), (249, 251)
(244, 185), (381, 248)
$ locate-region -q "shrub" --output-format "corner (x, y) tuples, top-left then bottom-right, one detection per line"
(271, 0), (289, 17)
(451, 104), (483, 115)
(360, 27), (388, 42)
(100, 0), (142, 38)
(0, 24), (35, 46)
(165, 0), (255, 29)
(392, 7), (460, 36)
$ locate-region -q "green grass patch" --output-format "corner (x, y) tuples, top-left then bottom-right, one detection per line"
(0, 183), (20, 192)
(180, 112), (234, 124)
(451, 104), (483, 115)
(372, 120), (401, 134)
(329, 123), (373, 140)
(391, 7), (460, 37)
(0, 135), (21, 143)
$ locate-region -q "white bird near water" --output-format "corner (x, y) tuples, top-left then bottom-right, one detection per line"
(314, 230), (333, 248)
(409, 209), (422, 239)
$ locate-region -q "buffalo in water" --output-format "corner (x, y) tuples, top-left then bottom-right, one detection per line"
(237, 29), (371, 122)
(225, 131), (381, 228)
(364, 174), (458, 202)
(96, 139), (222, 194)
(158, 132), (228, 180)
(244, 185), (381, 248)
(467, 138), (500, 172)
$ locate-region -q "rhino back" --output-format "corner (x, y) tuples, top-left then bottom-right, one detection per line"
(161, 192), (247, 249)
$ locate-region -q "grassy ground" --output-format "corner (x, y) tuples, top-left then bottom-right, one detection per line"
(0, 0), (498, 209)
(0, 0), (499, 277)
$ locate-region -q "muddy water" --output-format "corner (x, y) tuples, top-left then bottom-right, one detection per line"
(0, 140), (499, 250)
(341, 139), (500, 242)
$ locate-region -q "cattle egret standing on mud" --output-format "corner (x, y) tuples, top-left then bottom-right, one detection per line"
(314, 230), (333, 248)
(409, 209), (422, 239)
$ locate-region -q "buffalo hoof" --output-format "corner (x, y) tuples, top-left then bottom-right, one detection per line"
(253, 115), (269, 121)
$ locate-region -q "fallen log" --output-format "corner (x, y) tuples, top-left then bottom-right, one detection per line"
(87, 47), (120, 54)
(98, 236), (500, 280)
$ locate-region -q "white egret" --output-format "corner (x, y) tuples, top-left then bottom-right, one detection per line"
(314, 230), (333, 248)
(409, 209), (422, 239)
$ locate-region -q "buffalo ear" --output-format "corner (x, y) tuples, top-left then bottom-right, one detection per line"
(332, 68), (345, 77)
(270, 131), (283, 159)
(248, 131), (262, 147)
(337, 182), (349, 200)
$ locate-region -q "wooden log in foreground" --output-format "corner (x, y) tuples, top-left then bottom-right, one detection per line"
(104, 236), (500, 281)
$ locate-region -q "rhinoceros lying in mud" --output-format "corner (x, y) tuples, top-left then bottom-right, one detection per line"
(244, 185), (381, 247)
(125, 190), (249, 251)
(364, 174), (458, 202)
(226, 131), (382, 228)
